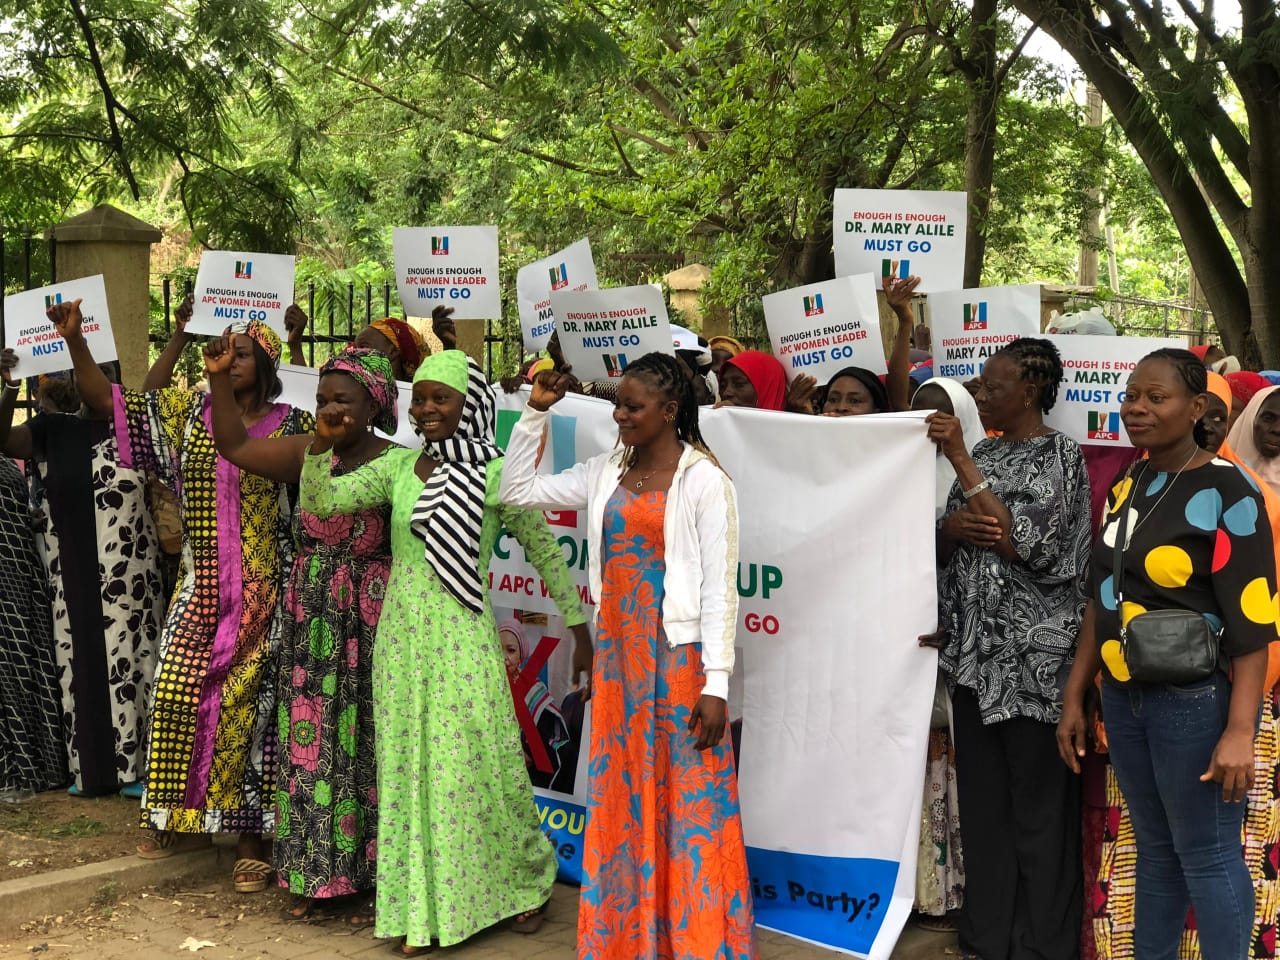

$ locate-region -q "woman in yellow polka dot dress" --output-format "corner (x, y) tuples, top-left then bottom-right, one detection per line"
(1059, 348), (1277, 959)
(47, 301), (315, 893)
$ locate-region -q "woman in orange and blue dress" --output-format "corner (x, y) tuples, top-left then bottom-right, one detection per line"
(501, 352), (756, 960)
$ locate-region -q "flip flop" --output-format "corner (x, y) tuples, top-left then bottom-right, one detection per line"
(233, 857), (273, 893)
(119, 782), (144, 799)
(346, 896), (376, 930)
(389, 941), (434, 956)
(510, 899), (549, 934)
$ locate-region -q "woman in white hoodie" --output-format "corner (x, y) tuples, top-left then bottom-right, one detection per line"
(501, 352), (756, 960)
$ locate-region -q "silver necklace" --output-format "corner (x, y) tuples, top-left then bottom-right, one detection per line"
(1127, 446), (1199, 540)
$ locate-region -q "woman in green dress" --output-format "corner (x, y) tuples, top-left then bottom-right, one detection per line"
(300, 350), (591, 956)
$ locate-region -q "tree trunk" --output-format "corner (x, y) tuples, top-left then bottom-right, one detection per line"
(1077, 86), (1103, 288)
(962, 0), (999, 289)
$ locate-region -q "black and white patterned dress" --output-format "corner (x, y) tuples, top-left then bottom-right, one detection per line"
(0, 455), (66, 792)
(938, 431), (1093, 724)
(29, 415), (164, 794)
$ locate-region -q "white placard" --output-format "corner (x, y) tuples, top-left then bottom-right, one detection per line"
(763, 274), (885, 382)
(187, 251), (296, 337)
(393, 226), (500, 320)
(5, 275), (117, 377)
(1044, 334), (1187, 447)
(277, 364), (420, 448)
(550, 285), (673, 382)
(928, 284), (1042, 380)
(493, 391), (937, 958)
(834, 189), (968, 292)
(516, 238), (598, 352)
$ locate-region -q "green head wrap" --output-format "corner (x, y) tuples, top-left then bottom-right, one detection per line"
(412, 349), (469, 394)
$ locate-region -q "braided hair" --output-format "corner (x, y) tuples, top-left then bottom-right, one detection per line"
(1140, 347), (1210, 448)
(992, 337), (1064, 413)
(618, 352), (720, 470)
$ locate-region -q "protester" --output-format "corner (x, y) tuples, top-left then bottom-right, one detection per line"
(0, 351), (163, 799)
(672, 325), (718, 405)
(718, 350), (787, 411)
(930, 337), (1091, 960)
(47, 300), (314, 892)
(1228, 384), (1280, 494)
(354, 318), (427, 381)
(707, 335), (745, 374)
(300, 349), (588, 955)
(1191, 342), (1226, 367)
(146, 296), (310, 388)
(502, 353), (755, 959)
(499, 619), (574, 792)
(0, 443), (65, 796)
(912, 377), (983, 929)
(821, 366), (891, 417)
(1225, 371), (1271, 431)
(205, 345), (398, 923)
(1059, 348), (1275, 959)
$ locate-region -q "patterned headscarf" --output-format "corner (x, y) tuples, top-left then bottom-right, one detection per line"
(319, 347), (398, 435)
(368, 317), (426, 374)
(224, 320), (282, 367)
(408, 350), (502, 614)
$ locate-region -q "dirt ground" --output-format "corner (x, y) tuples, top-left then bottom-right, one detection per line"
(0, 790), (141, 882)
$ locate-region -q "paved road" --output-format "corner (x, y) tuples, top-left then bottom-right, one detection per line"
(0, 872), (956, 959)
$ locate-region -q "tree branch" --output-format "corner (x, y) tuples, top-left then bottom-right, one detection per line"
(65, 0), (141, 198)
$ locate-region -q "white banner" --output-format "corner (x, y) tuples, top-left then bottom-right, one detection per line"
(550, 285), (674, 382)
(5, 275), (117, 377)
(834, 189), (967, 292)
(188, 251), (295, 337)
(277, 364), (420, 448)
(517, 238), (598, 353)
(763, 274), (885, 382)
(1043, 334), (1187, 447)
(493, 392), (938, 958)
(928, 283), (1042, 380)
(393, 225), (500, 320)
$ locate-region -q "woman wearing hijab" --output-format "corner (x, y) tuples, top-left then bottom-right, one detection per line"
(1226, 371), (1272, 431)
(707, 335), (745, 374)
(498, 619), (574, 792)
(206, 345), (399, 923)
(717, 350), (787, 411)
(821, 367), (892, 418)
(46, 301), (315, 892)
(355, 318), (428, 382)
(300, 350), (588, 956)
(1082, 370), (1280, 960)
(911, 378), (983, 929)
(1228, 384), (1280, 497)
(0, 352), (163, 799)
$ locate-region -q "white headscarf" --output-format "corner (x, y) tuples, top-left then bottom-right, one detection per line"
(917, 377), (986, 518)
(1226, 384), (1280, 494)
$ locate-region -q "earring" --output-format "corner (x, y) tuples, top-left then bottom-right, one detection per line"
(1024, 399), (1030, 409)
(665, 414), (675, 423)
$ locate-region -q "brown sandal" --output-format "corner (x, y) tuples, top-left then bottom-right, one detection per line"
(510, 900), (549, 934)
(389, 941), (433, 957)
(136, 830), (209, 860)
(233, 857), (273, 893)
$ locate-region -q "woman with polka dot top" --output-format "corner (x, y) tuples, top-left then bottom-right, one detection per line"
(1059, 347), (1277, 959)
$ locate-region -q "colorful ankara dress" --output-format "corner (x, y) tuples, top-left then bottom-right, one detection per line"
(275, 348), (399, 901)
(114, 386), (314, 833)
(578, 487), (756, 960)
(0, 454), (66, 793)
(300, 351), (586, 948)
(28, 414), (164, 795)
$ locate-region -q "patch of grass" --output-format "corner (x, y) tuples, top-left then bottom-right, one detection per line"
(0, 810), (38, 832)
(46, 817), (108, 840)
(91, 880), (119, 910)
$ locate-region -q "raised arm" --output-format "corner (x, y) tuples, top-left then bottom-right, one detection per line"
(48, 300), (112, 417)
(144, 295), (194, 390)
(0, 349), (31, 460)
(884, 275), (922, 413)
(203, 336), (309, 484)
(284, 304), (309, 368)
(498, 375), (594, 511)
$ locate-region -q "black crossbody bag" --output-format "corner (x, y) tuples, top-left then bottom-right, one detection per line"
(1113, 463), (1222, 685)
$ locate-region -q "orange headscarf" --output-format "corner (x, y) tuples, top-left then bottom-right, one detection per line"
(1208, 372), (1280, 689)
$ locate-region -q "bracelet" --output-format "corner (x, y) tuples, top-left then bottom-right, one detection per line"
(962, 479), (991, 500)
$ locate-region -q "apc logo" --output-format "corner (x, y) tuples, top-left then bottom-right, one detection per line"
(1088, 411), (1120, 440)
(803, 294), (824, 317)
(431, 236), (449, 255)
(549, 263), (568, 290)
(881, 259), (910, 280)
(603, 354), (628, 378)
(963, 301), (988, 331)
(234, 260), (252, 279)
(45, 293), (63, 308)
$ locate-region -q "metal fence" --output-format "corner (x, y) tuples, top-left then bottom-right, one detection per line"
(1055, 291), (1217, 344)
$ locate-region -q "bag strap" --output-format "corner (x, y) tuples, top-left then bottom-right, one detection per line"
(1112, 460), (1145, 609)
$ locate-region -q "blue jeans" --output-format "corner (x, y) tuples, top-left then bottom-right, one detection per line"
(1101, 674), (1253, 960)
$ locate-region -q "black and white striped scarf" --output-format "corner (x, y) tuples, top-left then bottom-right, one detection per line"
(408, 359), (502, 613)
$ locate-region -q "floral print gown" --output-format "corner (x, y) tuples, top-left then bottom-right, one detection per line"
(276, 452), (392, 899)
(578, 486), (756, 960)
(300, 448), (586, 948)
